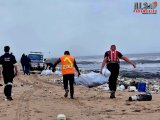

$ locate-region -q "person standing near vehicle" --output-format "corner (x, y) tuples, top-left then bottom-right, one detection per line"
(24, 55), (31, 75)
(20, 53), (26, 74)
(52, 51), (81, 99)
(101, 45), (136, 98)
(0, 46), (18, 101)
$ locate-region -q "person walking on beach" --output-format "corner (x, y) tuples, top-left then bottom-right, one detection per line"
(0, 46), (18, 101)
(101, 45), (136, 98)
(24, 55), (31, 75)
(20, 53), (26, 74)
(52, 51), (81, 99)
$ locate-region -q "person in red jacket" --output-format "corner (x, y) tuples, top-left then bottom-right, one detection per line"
(52, 51), (80, 99)
(101, 45), (136, 98)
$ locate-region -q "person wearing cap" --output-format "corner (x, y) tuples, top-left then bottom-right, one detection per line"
(0, 46), (18, 101)
(52, 51), (80, 99)
(101, 45), (136, 98)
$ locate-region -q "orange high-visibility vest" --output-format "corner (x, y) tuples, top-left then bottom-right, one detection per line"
(108, 50), (119, 63)
(60, 55), (75, 75)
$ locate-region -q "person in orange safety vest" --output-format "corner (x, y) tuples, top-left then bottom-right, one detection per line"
(52, 51), (80, 99)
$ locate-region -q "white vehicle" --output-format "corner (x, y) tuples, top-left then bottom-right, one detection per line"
(28, 52), (45, 71)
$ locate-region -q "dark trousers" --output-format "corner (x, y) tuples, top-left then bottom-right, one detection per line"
(3, 76), (13, 97)
(25, 65), (30, 75)
(22, 64), (25, 74)
(107, 63), (120, 91)
(63, 74), (74, 97)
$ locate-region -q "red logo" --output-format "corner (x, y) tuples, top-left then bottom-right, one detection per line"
(134, 1), (158, 14)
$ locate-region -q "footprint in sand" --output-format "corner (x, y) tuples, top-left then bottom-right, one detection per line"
(132, 109), (141, 112)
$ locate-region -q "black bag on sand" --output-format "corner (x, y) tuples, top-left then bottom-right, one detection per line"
(129, 93), (152, 101)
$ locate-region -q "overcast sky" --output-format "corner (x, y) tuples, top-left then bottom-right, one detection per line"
(0, 0), (160, 59)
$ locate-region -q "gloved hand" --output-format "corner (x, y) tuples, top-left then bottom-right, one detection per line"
(52, 68), (56, 72)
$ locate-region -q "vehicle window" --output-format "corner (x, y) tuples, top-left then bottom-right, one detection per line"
(28, 54), (43, 60)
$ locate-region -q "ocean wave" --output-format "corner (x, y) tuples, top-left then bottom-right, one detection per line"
(77, 60), (160, 65)
(77, 61), (98, 64)
(120, 70), (160, 79)
(124, 60), (160, 64)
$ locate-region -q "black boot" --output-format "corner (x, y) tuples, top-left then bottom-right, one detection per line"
(70, 94), (74, 99)
(64, 89), (69, 98)
(110, 91), (116, 99)
(70, 96), (74, 99)
(5, 96), (13, 101)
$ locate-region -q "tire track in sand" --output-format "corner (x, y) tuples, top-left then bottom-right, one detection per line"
(15, 74), (46, 120)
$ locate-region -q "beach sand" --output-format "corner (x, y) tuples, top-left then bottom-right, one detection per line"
(0, 71), (160, 120)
